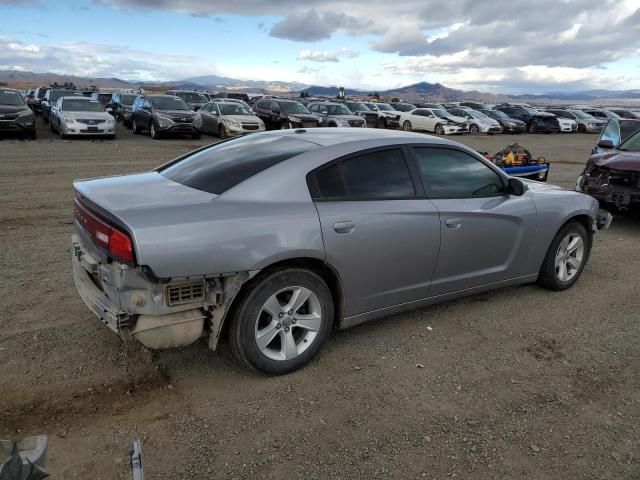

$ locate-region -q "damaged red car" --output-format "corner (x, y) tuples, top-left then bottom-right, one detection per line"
(577, 119), (640, 210)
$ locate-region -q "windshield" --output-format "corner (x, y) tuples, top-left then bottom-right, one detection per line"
(0, 89), (25, 106)
(278, 102), (310, 114)
(571, 110), (592, 119)
(486, 110), (508, 119)
(176, 92), (208, 104)
(51, 90), (79, 102)
(63, 99), (105, 112)
(522, 106), (542, 115)
(151, 96), (190, 110)
(219, 104), (252, 116)
(346, 102), (370, 111)
(327, 105), (352, 115)
(469, 110), (488, 119)
(433, 109), (450, 119)
(618, 129), (640, 152)
(375, 103), (394, 111)
(120, 94), (138, 105)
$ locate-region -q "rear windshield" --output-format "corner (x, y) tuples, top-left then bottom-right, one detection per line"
(175, 92), (208, 103)
(159, 135), (318, 195)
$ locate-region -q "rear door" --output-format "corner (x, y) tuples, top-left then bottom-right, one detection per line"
(310, 147), (441, 316)
(410, 146), (537, 296)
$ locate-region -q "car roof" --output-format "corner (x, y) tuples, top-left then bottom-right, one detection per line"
(264, 128), (456, 147)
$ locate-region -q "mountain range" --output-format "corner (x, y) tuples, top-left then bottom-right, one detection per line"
(1, 69), (639, 104)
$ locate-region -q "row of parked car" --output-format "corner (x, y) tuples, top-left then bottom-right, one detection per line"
(4, 85), (640, 141)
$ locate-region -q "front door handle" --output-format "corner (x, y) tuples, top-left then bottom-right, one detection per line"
(333, 221), (355, 234)
(445, 218), (462, 229)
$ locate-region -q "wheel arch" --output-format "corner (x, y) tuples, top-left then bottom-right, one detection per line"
(214, 256), (345, 348)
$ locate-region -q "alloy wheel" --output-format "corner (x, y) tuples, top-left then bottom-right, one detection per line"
(554, 233), (584, 282)
(254, 286), (322, 361)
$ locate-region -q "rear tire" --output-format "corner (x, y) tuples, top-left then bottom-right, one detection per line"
(578, 124), (586, 133)
(538, 221), (591, 291)
(228, 268), (334, 374)
(192, 132), (201, 140)
(402, 121), (412, 131)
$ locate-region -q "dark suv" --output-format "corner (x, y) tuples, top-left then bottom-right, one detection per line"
(131, 94), (200, 139)
(111, 92), (139, 126)
(338, 100), (379, 126)
(30, 86), (49, 112)
(494, 104), (560, 133)
(42, 88), (81, 123)
(90, 92), (114, 110)
(0, 88), (36, 139)
(165, 90), (209, 111)
(252, 99), (320, 129)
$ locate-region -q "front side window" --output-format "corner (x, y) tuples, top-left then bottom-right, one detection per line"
(600, 120), (621, 145)
(159, 135), (319, 195)
(312, 149), (415, 200)
(414, 148), (504, 198)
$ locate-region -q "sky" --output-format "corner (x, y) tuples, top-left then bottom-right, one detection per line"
(1, 0), (639, 94)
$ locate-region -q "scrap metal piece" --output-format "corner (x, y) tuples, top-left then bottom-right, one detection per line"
(130, 439), (144, 480)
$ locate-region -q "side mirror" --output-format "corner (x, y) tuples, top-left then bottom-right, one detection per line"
(507, 177), (527, 196)
(271, 108), (280, 114)
(597, 139), (614, 149)
(106, 107), (113, 113)
(211, 110), (218, 115)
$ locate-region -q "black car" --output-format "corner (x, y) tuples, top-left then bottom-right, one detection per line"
(111, 92), (139, 126)
(390, 102), (417, 112)
(480, 109), (526, 133)
(42, 88), (81, 123)
(131, 94), (200, 140)
(459, 101), (488, 110)
(338, 100), (379, 126)
(90, 92), (114, 109)
(494, 104), (560, 133)
(0, 88), (36, 139)
(252, 99), (320, 130)
(165, 90), (209, 111)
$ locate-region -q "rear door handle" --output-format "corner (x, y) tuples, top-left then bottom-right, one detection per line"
(333, 221), (355, 234)
(445, 218), (462, 229)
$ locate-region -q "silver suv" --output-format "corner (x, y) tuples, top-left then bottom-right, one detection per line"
(307, 102), (366, 128)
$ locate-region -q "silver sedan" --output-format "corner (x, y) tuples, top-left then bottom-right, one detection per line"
(51, 96), (116, 139)
(71, 129), (611, 374)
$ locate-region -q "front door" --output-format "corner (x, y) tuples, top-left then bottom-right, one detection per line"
(410, 146), (537, 296)
(310, 147), (441, 316)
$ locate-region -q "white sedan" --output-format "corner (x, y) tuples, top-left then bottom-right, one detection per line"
(557, 117), (578, 133)
(399, 108), (468, 135)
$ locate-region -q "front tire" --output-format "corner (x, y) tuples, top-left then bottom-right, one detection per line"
(132, 119), (140, 135)
(469, 124), (480, 134)
(150, 121), (161, 139)
(435, 123), (445, 135)
(528, 121), (538, 134)
(538, 221), (591, 291)
(228, 268), (334, 374)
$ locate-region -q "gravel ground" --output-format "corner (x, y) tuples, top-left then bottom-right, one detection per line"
(1, 119), (639, 479)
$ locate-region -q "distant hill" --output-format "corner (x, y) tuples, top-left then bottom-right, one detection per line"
(1, 69), (639, 104)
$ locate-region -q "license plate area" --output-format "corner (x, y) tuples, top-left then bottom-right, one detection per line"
(606, 191), (631, 205)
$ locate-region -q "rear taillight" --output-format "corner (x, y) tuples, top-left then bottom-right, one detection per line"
(74, 199), (135, 264)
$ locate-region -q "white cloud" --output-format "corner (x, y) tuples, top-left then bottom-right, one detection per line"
(297, 48), (359, 62)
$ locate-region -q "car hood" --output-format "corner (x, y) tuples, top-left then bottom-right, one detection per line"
(590, 150), (640, 171)
(520, 179), (564, 192)
(222, 114), (262, 123)
(64, 111), (113, 120)
(504, 118), (526, 125)
(0, 105), (30, 114)
(533, 111), (556, 119)
(444, 115), (468, 124)
(284, 113), (319, 121)
(157, 109), (196, 118)
(331, 114), (365, 122)
(477, 117), (500, 126)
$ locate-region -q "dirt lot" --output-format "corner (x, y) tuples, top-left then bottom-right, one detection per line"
(1, 119), (639, 479)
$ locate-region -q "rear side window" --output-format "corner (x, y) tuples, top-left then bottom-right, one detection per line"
(413, 148), (504, 198)
(159, 135), (318, 195)
(312, 149), (415, 200)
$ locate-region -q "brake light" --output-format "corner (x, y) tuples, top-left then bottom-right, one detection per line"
(74, 199), (135, 264)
